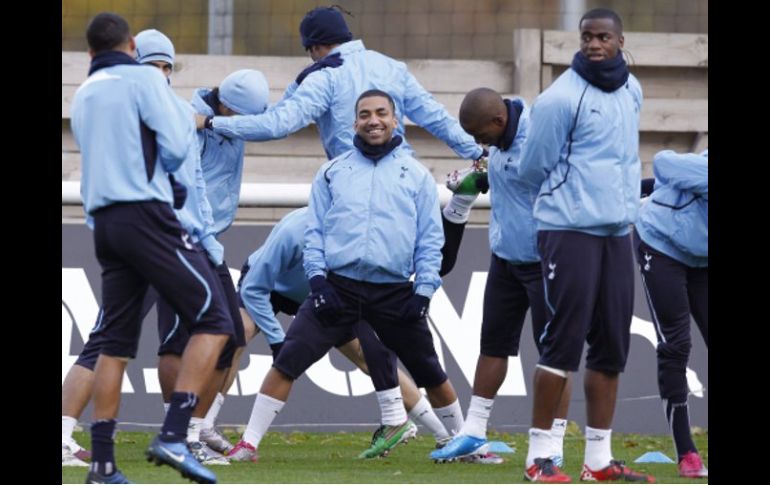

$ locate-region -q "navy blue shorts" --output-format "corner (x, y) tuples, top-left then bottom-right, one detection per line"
(90, 202), (234, 359)
(157, 259), (245, 369)
(536, 230), (634, 373)
(273, 273), (446, 390)
(75, 287), (159, 370)
(271, 298), (357, 377)
(481, 254), (546, 357)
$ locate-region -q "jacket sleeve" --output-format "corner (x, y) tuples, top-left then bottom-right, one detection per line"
(401, 70), (483, 160)
(303, 165), (333, 279)
(135, 72), (193, 172)
(190, 132), (214, 239)
(653, 150), (709, 196)
(412, 171), (444, 298)
(211, 72), (332, 141)
(240, 230), (300, 345)
(518, 92), (573, 188)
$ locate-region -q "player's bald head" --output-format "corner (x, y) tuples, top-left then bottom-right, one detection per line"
(459, 88), (508, 147)
(459, 88), (506, 129)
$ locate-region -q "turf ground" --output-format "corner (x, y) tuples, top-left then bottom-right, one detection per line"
(63, 426), (708, 483)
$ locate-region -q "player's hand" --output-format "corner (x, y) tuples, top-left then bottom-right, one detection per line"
(195, 114), (209, 130)
(401, 293), (430, 323)
(309, 276), (343, 326)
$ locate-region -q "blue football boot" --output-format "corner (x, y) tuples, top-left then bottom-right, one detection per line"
(145, 436), (217, 484)
(430, 435), (489, 462)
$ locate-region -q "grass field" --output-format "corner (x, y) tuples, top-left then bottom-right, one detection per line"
(63, 426), (708, 483)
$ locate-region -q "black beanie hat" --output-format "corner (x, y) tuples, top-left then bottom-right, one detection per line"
(299, 7), (353, 50)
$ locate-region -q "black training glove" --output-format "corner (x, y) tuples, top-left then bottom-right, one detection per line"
(309, 275), (343, 325)
(641, 178), (655, 197)
(269, 342), (284, 361)
(401, 293), (430, 323)
(168, 174), (187, 209)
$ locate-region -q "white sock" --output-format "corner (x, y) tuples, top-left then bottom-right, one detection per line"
(203, 392), (226, 429)
(584, 426), (613, 470)
(550, 418), (567, 458)
(163, 402), (170, 413)
(376, 387), (408, 426)
(442, 194), (478, 224)
(62, 416), (77, 444)
(460, 395), (494, 439)
(526, 428), (553, 468)
(187, 417), (204, 443)
(434, 399), (464, 436)
(242, 393), (285, 448)
(408, 396), (449, 441)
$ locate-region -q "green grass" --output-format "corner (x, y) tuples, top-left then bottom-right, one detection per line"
(63, 426), (708, 483)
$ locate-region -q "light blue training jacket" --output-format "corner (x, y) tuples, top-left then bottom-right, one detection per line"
(211, 40), (482, 161)
(488, 98), (540, 264)
(240, 207), (310, 344)
(191, 88), (247, 235)
(73, 64), (193, 214)
(519, 68), (644, 236)
(172, 98), (223, 264)
(636, 150), (708, 268)
(304, 144), (444, 298)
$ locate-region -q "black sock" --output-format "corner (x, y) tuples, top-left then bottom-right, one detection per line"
(90, 419), (117, 475)
(665, 395), (697, 460)
(160, 391), (199, 442)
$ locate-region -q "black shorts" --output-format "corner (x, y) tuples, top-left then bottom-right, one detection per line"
(157, 258), (245, 369)
(273, 273), (447, 389)
(480, 254), (546, 357)
(536, 230), (634, 373)
(90, 202), (233, 359)
(74, 287), (159, 370)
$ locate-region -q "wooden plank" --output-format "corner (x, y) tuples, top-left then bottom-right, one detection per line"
(65, 133), (696, 180)
(641, 99), (707, 132)
(62, 52), (309, 89)
(63, 81), (513, 129)
(639, 132), (695, 176)
(64, 121), (465, 159)
(63, 51), (513, 94)
(548, 65), (707, 99)
(62, 151), (470, 185)
(543, 31), (708, 67)
(514, 92), (706, 133)
(512, 28), (542, 104)
(62, 84), (288, 119)
(403, 92), (516, 126)
(406, 59), (513, 93)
